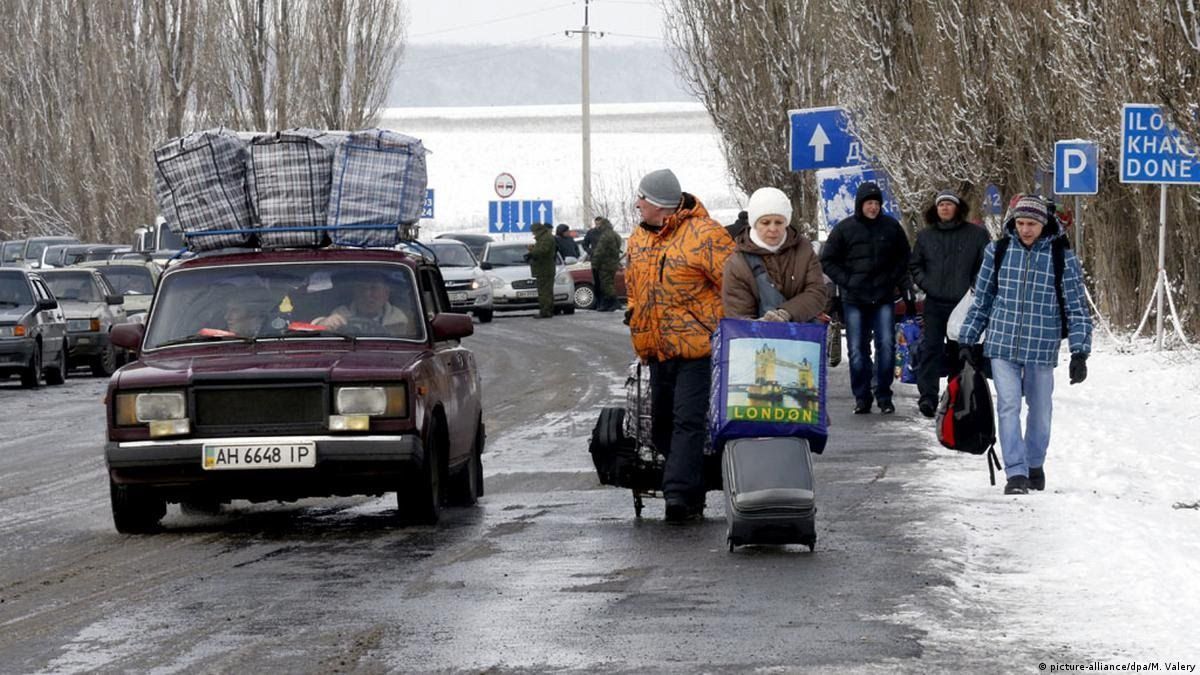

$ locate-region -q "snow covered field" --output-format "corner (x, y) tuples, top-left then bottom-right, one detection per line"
(379, 102), (746, 235)
(892, 337), (1200, 663)
(385, 101), (1197, 662)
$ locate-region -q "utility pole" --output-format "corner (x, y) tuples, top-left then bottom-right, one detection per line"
(566, 0), (602, 230)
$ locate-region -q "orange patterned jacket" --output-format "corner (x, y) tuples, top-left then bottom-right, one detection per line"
(626, 194), (736, 361)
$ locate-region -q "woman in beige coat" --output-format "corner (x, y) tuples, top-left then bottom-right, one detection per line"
(722, 186), (827, 322)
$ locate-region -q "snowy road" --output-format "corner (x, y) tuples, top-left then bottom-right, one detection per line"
(0, 310), (1082, 672)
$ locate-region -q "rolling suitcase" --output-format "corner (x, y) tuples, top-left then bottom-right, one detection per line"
(723, 436), (816, 551)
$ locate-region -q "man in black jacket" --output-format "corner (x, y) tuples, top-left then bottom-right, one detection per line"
(909, 190), (991, 417)
(555, 224), (581, 260)
(819, 182), (911, 414)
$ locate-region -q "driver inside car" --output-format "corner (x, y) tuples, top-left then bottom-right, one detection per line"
(311, 271), (413, 336)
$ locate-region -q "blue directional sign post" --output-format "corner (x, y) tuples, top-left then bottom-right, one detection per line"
(487, 200), (554, 234)
(789, 106), (864, 171)
(1119, 103), (1199, 349)
(983, 184), (1003, 216)
(1054, 141), (1099, 195)
(814, 166), (900, 231)
(420, 189), (435, 219)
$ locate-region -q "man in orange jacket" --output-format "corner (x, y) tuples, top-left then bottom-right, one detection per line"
(626, 168), (736, 522)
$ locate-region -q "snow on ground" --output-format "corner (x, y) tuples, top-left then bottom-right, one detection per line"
(379, 103), (746, 234)
(891, 336), (1200, 662)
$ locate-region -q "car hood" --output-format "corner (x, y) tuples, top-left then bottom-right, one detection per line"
(117, 343), (428, 389)
(438, 267), (481, 281)
(58, 300), (106, 318)
(0, 306), (33, 322)
(122, 295), (152, 313)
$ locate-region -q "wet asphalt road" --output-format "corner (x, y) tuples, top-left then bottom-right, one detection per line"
(0, 310), (992, 673)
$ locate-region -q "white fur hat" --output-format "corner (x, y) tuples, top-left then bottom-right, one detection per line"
(747, 187), (793, 227)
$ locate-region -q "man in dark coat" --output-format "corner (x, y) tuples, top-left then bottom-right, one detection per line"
(909, 190), (991, 417)
(528, 223), (557, 318)
(725, 210), (749, 239)
(590, 217), (622, 311)
(819, 181), (911, 414)
(555, 224), (581, 261)
(583, 216), (606, 256)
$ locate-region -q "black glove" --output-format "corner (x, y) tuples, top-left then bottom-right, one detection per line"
(623, 307), (633, 326)
(959, 345), (976, 367)
(903, 292), (918, 320)
(1069, 353), (1088, 385)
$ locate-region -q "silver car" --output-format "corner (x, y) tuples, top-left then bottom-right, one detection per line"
(76, 260), (161, 321)
(425, 240), (494, 323)
(39, 269), (127, 376)
(0, 269), (68, 387)
(481, 241), (575, 315)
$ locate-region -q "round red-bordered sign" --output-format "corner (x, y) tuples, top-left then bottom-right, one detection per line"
(494, 172), (516, 199)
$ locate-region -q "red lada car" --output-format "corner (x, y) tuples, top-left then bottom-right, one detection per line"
(105, 248), (483, 533)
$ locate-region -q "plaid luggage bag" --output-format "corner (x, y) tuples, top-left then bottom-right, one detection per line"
(247, 129), (339, 248)
(327, 129), (428, 247)
(153, 129), (253, 251)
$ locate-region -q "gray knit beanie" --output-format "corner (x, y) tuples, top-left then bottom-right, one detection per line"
(637, 169), (682, 209)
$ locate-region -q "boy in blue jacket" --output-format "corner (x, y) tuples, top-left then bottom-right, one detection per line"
(958, 195), (1093, 495)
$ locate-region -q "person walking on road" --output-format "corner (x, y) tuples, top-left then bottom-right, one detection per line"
(722, 187), (827, 324)
(527, 222), (557, 319)
(626, 168), (736, 522)
(958, 195), (1092, 495)
(590, 216), (623, 312)
(555, 224), (581, 261)
(909, 190), (991, 418)
(819, 181), (911, 415)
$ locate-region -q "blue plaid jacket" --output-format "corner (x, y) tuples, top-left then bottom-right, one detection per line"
(959, 232), (1092, 367)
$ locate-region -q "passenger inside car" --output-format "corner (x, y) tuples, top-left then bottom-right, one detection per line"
(223, 299), (268, 337)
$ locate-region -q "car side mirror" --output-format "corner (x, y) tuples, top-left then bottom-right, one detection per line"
(36, 297), (57, 311)
(107, 294), (124, 305)
(564, 256), (578, 265)
(430, 313), (474, 341)
(111, 323), (145, 351)
(480, 262), (493, 271)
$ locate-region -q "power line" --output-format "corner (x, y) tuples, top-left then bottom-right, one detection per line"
(601, 31), (662, 41)
(408, 1), (578, 40)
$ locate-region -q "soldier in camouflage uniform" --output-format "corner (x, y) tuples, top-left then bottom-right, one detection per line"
(528, 222), (557, 318)
(590, 217), (622, 312)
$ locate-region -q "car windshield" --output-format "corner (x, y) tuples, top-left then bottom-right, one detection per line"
(43, 272), (102, 302)
(484, 245), (529, 267)
(429, 243), (476, 267)
(144, 262), (425, 349)
(1, 242), (23, 263)
(98, 266), (155, 295)
(0, 275), (34, 307)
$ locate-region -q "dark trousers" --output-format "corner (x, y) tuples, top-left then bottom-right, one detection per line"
(649, 356), (711, 506)
(843, 301), (896, 406)
(535, 272), (554, 316)
(917, 298), (957, 405)
(590, 264), (607, 310)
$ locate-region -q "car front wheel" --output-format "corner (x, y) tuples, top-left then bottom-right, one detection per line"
(447, 419), (484, 506)
(397, 428), (442, 525)
(20, 343), (41, 389)
(91, 342), (117, 377)
(45, 342), (67, 386)
(573, 283), (595, 310)
(474, 308), (493, 323)
(110, 480), (166, 534)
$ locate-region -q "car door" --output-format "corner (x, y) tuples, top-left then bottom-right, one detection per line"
(30, 277), (66, 357)
(418, 265), (476, 463)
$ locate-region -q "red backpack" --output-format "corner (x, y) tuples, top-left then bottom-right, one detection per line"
(936, 359), (1002, 484)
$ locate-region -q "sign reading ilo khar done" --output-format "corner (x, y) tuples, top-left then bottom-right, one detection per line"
(1054, 140), (1099, 195)
(789, 106), (864, 171)
(1120, 104), (1200, 184)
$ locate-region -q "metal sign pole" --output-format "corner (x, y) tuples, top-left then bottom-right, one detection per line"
(1156, 184), (1167, 350)
(1074, 194), (1083, 260)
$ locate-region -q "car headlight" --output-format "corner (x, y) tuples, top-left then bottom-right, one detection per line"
(115, 390), (190, 438)
(555, 271), (570, 284)
(0, 324), (25, 337)
(333, 385), (407, 417)
(488, 276), (506, 288)
(470, 277), (488, 290)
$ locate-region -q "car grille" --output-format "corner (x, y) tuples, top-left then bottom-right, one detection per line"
(193, 383), (327, 436)
(443, 280), (472, 291)
(510, 278), (536, 290)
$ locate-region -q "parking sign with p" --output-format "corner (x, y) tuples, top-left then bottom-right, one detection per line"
(1054, 140), (1099, 195)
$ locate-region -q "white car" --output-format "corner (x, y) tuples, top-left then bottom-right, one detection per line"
(424, 239), (494, 323)
(481, 241), (575, 315)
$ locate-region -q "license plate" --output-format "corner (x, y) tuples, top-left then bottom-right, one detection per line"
(202, 442), (316, 470)
(516, 289), (538, 298)
(449, 291), (468, 302)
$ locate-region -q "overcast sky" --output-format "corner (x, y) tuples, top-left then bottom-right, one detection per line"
(406, 0), (666, 47)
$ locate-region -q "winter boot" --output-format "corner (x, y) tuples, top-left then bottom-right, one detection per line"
(1028, 467), (1045, 491)
(1004, 475), (1030, 495)
(853, 399), (872, 415)
(918, 398), (937, 418)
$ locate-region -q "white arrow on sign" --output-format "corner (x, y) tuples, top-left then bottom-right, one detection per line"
(809, 124), (831, 162)
(492, 203), (503, 231)
(515, 206), (526, 231)
(537, 203), (548, 222)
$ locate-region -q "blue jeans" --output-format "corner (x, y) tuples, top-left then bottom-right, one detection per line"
(843, 302), (896, 406)
(990, 359), (1054, 478)
(649, 356), (711, 506)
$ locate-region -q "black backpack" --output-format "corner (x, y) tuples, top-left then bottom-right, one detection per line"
(936, 359), (1002, 484)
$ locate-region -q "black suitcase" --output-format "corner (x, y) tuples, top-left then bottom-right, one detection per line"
(722, 436), (817, 551)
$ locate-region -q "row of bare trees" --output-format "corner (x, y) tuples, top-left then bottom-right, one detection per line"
(0, 0), (406, 245)
(665, 0), (1200, 335)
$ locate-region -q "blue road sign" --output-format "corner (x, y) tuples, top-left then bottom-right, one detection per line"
(1120, 103), (1200, 184)
(789, 106), (864, 172)
(815, 166), (900, 231)
(488, 200), (554, 234)
(984, 184), (1003, 216)
(420, 189), (435, 219)
(1054, 141), (1099, 195)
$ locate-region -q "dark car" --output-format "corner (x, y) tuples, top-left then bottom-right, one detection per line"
(104, 248), (484, 533)
(435, 232), (493, 260)
(0, 269), (69, 387)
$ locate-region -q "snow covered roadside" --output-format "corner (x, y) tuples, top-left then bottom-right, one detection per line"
(892, 338), (1200, 664)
